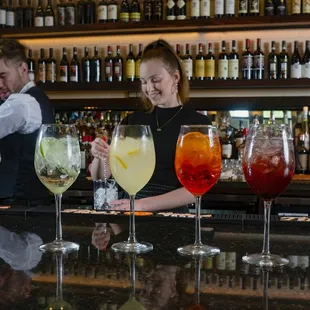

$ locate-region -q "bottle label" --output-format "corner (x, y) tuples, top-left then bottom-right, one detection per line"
(292, 0), (301, 13)
(215, 0), (224, 14)
(6, 12), (14, 26)
(35, 16), (44, 27)
(47, 63), (56, 82)
(249, 0), (259, 13)
(291, 63), (301, 78)
(57, 7), (65, 25)
(225, 0), (235, 14)
(216, 252), (227, 270)
(39, 63), (46, 82)
(114, 63), (122, 78)
(302, 62), (310, 78)
(0, 9), (6, 25)
(238, 0), (248, 13)
(200, 0), (210, 16)
(298, 256), (309, 268)
(288, 256), (298, 268)
(226, 252), (236, 271)
(135, 59), (141, 78)
(297, 154), (308, 172)
(242, 55), (253, 69)
(44, 16), (54, 26)
(195, 59), (205, 78)
(228, 59), (239, 78)
(303, 0), (310, 12)
(97, 5), (108, 20)
(167, 14), (176, 20)
(235, 137), (244, 149)
(66, 7), (75, 25)
(205, 59), (215, 77)
(280, 62), (288, 78)
(120, 12), (129, 22)
(130, 12), (141, 21)
(218, 59), (228, 78)
(191, 0), (200, 17)
(59, 65), (68, 82)
(269, 62), (277, 79)
(80, 151), (86, 170)
(183, 59), (193, 78)
(28, 71), (35, 82)
(126, 60), (135, 78)
(105, 63), (113, 78)
(70, 65), (79, 82)
(108, 4), (117, 20)
(254, 54), (264, 69)
(167, 0), (175, 9)
(222, 144), (232, 158)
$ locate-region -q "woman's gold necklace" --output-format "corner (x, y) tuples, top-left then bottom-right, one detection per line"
(156, 105), (183, 132)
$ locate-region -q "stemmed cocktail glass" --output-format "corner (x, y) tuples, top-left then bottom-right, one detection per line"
(109, 125), (155, 253)
(242, 124), (295, 267)
(175, 125), (222, 257)
(34, 124), (81, 253)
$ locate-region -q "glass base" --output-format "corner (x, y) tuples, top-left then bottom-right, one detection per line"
(39, 240), (80, 254)
(177, 244), (220, 257)
(111, 241), (153, 254)
(242, 253), (289, 267)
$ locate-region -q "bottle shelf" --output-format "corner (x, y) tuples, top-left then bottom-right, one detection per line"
(2, 15), (310, 39)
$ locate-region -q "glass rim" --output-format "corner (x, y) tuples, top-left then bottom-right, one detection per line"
(40, 124), (77, 128)
(180, 124), (217, 129)
(250, 123), (291, 128)
(115, 125), (151, 127)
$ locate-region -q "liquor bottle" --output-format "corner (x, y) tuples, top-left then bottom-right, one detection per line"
(114, 45), (123, 82)
(77, 0), (86, 23)
(225, 0), (235, 16)
(38, 48), (47, 83)
(86, 0), (95, 23)
(195, 43), (205, 80)
(166, 0), (176, 19)
(105, 46), (113, 82)
(296, 135), (308, 174)
(27, 49), (35, 81)
(276, 0), (287, 15)
(238, 0), (248, 15)
(302, 40), (310, 78)
(294, 112), (302, 147)
(242, 38), (253, 80)
(107, 0), (117, 22)
(6, 0), (14, 28)
(46, 48), (56, 83)
(303, 0), (310, 13)
(279, 40), (289, 79)
(253, 38), (264, 79)
(176, 0), (186, 19)
(135, 43), (143, 80)
(0, 0), (6, 28)
(176, 43), (181, 58)
(191, 0), (199, 18)
(57, 0), (65, 25)
(268, 41), (278, 79)
(70, 47), (80, 82)
(249, 0), (259, 15)
(268, 110), (275, 124)
(291, 41), (302, 79)
(65, 0), (75, 25)
(16, 0), (24, 28)
(24, 0), (34, 27)
(228, 40), (239, 80)
(301, 106), (309, 150)
(205, 43), (215, 80)
(91, 46), (101, 82)
(97, 0), (107, 22)
(218, 41), (228, 80)
(126, 44), (135, 82)
(265, 0), (275, 14)
(130, 0), (141, 21)
(144, 0), (152, 19)
(81, 47), (91, 82)
(154, 0), (163, 19)
(59, 47), (69, 82)
(200, 0), (210, 17)
(292, 0), (301, 14)
(120, 0), (129, 22)
(215, 0), (224, 17)
(35, 0), (44, 26)
(235, 120), (245, 150)
(44, 0), (54, 26)
(183, 44), (193, 80)
(221, 128), (233, 159)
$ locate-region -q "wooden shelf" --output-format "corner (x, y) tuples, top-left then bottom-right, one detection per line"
(2, 15), (310, 39)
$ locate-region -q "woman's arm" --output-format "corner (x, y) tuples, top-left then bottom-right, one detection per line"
(89, 158), (112, 180)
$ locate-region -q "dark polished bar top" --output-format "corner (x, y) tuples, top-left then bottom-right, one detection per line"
(0, 212), (310, 309)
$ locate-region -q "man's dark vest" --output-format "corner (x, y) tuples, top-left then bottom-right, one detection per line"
(0, 86), (54, 200)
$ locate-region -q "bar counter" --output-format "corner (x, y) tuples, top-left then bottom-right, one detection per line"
(0, 209), (310, 309)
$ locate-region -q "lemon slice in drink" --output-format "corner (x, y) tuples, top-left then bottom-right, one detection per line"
(115, 155), (128, 169)
(128, 149), (140, 155)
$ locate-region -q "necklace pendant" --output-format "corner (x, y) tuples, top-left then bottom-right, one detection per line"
(157, 128), (162, 132)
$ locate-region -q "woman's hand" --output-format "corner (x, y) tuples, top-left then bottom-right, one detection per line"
(91, 138), (110, 160)
(109, 199), (148, 211)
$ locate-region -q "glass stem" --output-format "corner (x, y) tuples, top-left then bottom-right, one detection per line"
(194, 195), (202, 246)
(127, 195), (137, 244)
(130, 253), (136, 299)
(263, 269), (269, 310)
(56, 253), (63, 300)
(195, 257), (201, 305)
(262, 200), (272, 256)
(55, 194), (63, 243)
(103, 156), (107, 203)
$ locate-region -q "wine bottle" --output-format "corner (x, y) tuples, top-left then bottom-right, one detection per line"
(249, 0), (259, 15)
(70, 47), (80, 82)
(265, 0), (275, 15)
(205, 42), (215, 80)
(120, 0), (129, 22)
(6, 0), (14, 28)
(183, 43), (193, 80)
(107, 0), (117, 22)
(44, 0), (54, 26)
(225, 0), (235, 16)
(279, 40), (289, 79)
(166, 0), (176, 19)
(65, 0), (75, 25)
(190, 0), (199, 18)
(126, 44), (135, 82)
(86, 0), (95, 23)
(35, 0), (44, 26)
(238, 0), (248, 15)
(130, 0), (141, 21)
(242, 38), (253, 80)
(97, 0), (107, 22)
(218, 40), (228, 80)
(215, 0), (224, 17)
(57, 0), (65, 25)
(16, 0), (24, 28)
(24, 0), (34, 27)
(268, 41), (278, 79)
(291, 41), (301, 79)
(77, 0), (86, 24)
(228, 40), (239, 80)
(303, 0), (310, 12)
(144, 0), (152, 19)
(27, 49), (35, 81)
(200, 0), (210, 17)
(91, 46), (101, 82)
(59, 47), (69, 82)
(176, 44), (181, 58)
(253, 38), (264, 79)
(195, 43), (205, 80)
(296, 135), (308, 174)
(302, 40), (310, 78)
(292, 0), (301, 14)
(105, 46), (113, 82)
(38, 48), (47, 83)
(81, 47), (91, 82)
(176, 0), (186, 19)
(135, 43), (143, 80)
(114, 45), (123, 82)
(153, 0), (163, 19)
(0, 0), (6, 28)
(47, 48), (56, 83)
(276, 0), (287, 15)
